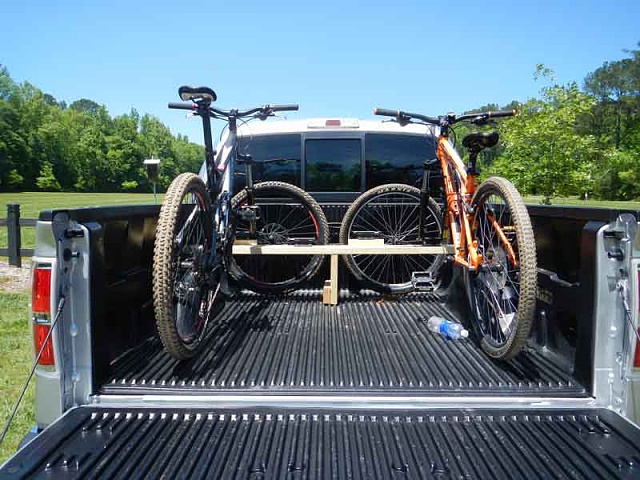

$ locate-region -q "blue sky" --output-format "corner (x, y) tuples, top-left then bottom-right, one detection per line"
(2, 0), (638, 144)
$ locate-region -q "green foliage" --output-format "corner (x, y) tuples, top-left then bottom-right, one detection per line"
(0, 66), (204, 193)
(594, 148), (640, 200)
(36, 161), (62, 191)
(5, 169), (24, 189)
(121, 180), (138, 191)
(488, 68), (599, 204)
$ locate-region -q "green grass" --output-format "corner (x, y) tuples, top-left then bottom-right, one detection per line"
(523, 195), (640, 210)
(0, 192), (163, 252)
(0, 192), (162, 219)
(0, 292), (33, 465)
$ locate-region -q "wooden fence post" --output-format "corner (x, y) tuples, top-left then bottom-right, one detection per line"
(7, 203), (22, 268)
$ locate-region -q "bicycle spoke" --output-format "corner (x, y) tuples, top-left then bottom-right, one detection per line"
(342, 187), (444, 292)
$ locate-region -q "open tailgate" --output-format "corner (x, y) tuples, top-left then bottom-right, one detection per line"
(2, 406), (640, 479)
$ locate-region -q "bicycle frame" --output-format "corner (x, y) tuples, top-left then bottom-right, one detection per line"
(435, 135), (482, 270)
(197, 111), (239, 265)
(436, 134), (518, 271)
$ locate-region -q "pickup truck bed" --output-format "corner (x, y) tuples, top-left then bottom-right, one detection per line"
(76, 204), (596, 400)
(103, 291), (585, 397)
(2, 203), (639, 479)
(3, 406), (640, 479)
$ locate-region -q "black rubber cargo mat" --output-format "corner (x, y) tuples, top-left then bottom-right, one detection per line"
(2, 406), (639, 479)
(103, 291), (585, 396)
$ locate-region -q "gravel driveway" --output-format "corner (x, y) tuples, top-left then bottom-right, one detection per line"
(0, 260), (31, 293)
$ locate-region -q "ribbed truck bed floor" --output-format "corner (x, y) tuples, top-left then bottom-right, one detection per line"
(103, 292), (585, 397)
(2, 406), (640, 479)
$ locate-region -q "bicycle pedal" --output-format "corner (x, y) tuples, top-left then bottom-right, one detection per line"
(411, 271), (437, 291)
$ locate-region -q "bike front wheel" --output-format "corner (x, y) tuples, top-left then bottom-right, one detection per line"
(153, 173), (215, 360)
(467, 176), (537, 360)
(227, 181), (329, 294)
(339, 183), (444, 294)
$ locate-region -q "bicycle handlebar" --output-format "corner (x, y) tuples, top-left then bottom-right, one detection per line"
(171, 103), (300, 120)
(374, 107), (515, 126)
(225, 104), (299, 118)
(456, 109), (516, 122)
(169, 100), (298, 120)
(168, 102), (197, 111)
(269, 104), (299, 112)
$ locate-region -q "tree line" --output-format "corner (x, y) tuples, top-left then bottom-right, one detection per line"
(479, 45), (640, 203)
(0, 65), (203, 193)
(1, 44), (639, 201)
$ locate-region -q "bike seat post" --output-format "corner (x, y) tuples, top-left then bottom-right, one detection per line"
(199, 103), (217, 192)
(467, 151), (479, 176)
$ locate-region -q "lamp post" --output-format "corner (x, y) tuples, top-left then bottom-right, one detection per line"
(143, 157), (161, 204)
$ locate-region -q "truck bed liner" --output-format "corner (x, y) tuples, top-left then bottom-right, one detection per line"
(2, 406), (639, 479)
(103, 291), (585, 397)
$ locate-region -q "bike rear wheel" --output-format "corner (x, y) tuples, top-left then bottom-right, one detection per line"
(153, 173), (215, 360)
(227, 181), (329, 294)
(467, 176), (537, 360)
(339, 184), (444, 294)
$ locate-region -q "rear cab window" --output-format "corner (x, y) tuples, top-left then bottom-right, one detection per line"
(233, 120), (436, 196)
(365, 133), (436, 189)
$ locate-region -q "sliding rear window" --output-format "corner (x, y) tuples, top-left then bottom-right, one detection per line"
(305, 138), (362, 192)
(365, 133), (436, 188)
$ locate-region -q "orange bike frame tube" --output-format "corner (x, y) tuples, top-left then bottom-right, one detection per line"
(436, 137), (482, 270)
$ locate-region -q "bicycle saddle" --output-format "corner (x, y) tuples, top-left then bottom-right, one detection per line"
(178, 85), (217, 103)
(462, 131), (499, 152)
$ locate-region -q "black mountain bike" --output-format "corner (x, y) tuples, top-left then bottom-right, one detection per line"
(153, 86), (329, 359)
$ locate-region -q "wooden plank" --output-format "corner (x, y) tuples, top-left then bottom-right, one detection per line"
(347, 238), (384, 246)
(322, 280), (332, 305)
(330, 254), (338, 305)
(231, 244), (453, 255)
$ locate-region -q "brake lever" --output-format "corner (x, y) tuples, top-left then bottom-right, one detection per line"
(257, 110), (275, 121)
(397, 114), (412, 127)
(472, 114), (499, 127)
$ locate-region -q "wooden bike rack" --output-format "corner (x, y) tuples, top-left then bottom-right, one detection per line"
(232, 239), (453, 305)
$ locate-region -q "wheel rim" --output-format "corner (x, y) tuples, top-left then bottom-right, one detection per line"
(233, 196), (321, 286)
(172, 190), (211, 344)
(347, 191), (441, 288)
(470, 190), (521, 348)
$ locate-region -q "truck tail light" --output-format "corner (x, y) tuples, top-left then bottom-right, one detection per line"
(31, 265), (54, 366)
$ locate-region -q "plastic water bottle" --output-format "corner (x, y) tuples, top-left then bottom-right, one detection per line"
(427, 316), (469, 340)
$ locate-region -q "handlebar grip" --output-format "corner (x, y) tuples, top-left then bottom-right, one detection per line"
(487, 109), (516, 118)
(168, 102), (196, 111)
(269, 104), (299, 112)
(373, 108), (401, 117)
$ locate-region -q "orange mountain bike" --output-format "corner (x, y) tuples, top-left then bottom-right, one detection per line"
(339, 108), (537, 360)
